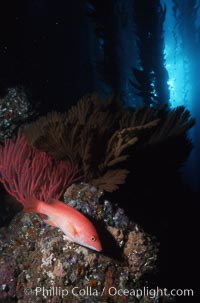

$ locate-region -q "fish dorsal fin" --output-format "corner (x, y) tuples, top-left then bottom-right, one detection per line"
(49, 198), (57, 204)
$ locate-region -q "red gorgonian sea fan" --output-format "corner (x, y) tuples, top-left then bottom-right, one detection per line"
(0, 129), (80, 207)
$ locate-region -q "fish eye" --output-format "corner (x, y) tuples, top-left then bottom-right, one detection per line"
(91, 236), (96, 242)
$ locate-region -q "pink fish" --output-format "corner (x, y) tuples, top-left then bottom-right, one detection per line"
(25, 198), (102, 252)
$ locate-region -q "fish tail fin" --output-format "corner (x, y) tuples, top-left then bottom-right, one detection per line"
(23, 197), (41, 213)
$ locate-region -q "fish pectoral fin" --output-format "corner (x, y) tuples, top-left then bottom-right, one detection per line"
(68, 223), (79, 236)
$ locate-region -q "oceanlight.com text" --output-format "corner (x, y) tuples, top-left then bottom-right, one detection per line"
(24, 285), (194, 299)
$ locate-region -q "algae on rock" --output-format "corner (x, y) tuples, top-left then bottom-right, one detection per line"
(0, 183), (173, 303)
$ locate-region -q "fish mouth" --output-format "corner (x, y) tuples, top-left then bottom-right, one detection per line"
(87, 245), (102, 252)
(63, 236), (102, 252)
(92, 246), (102, 252)
(79, 242), (102, 252)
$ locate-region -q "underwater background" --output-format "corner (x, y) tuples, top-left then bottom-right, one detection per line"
(0, 1), (200, 302)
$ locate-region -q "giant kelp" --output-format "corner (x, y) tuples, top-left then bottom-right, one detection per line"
(131, 0), (169, 106)
(23, 94), (194, 193)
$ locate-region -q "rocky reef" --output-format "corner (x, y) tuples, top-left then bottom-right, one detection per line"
(0, 86), (36, 142)
(0, 183), (174, 303)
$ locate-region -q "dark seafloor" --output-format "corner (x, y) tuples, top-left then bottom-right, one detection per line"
(0, 183), (159, 303)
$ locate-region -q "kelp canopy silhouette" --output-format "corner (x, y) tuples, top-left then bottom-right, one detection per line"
(23, 95), (195, 192)
(131, 0), (169, 106)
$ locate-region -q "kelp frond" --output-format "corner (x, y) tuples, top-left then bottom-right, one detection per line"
(23, 95), (194, 192)
(90, 169), (129, 192)
(24, 111), (69, 160)
(119, 105), (195, 146)
(101, 120), (158, 170)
